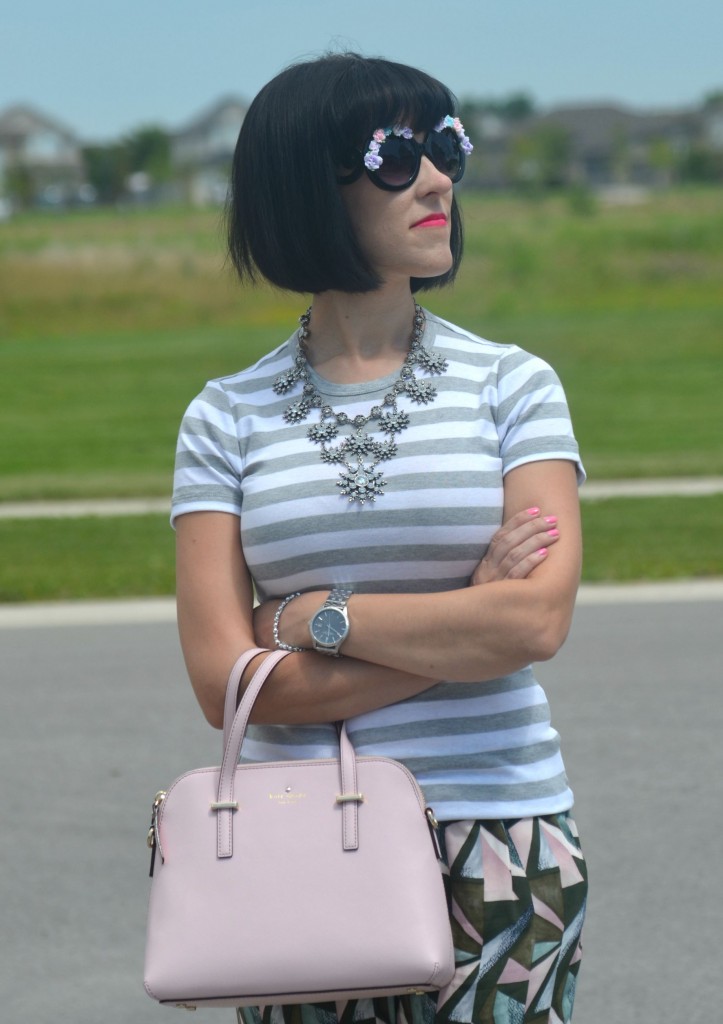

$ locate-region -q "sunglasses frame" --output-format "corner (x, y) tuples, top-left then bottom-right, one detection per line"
(338, 127), (466, 192)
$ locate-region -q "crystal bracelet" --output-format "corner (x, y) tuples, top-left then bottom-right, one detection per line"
(272, 592), (308, 652)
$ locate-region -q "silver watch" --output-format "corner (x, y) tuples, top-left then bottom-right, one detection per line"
(308, 587), (352, 656)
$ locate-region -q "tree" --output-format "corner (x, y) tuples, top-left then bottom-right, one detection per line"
(702, 90), (723, 110)
(509, 123), (572, 190)
(500, 93), (535, 121)
(82, 143), (129, 203)
(678, 145), (723, 182)
(459, 92), (536, 122)
(82, 125), (172, 203)
(4, 163), (35, 207)
(124, 126), (172, 183)
(648, 139), (676, 186)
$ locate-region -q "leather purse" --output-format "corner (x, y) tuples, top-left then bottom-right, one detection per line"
(144, 647), (455, 1010)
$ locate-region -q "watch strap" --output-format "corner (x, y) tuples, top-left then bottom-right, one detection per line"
(326, 587), (353, 609)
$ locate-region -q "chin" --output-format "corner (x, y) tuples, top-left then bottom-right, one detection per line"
(414, 255), (454, 279)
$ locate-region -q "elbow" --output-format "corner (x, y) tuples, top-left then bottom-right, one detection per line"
(524, 595), (574, 663)
(191, 677), (226, 730)
(202, 701), (225, 731)
(190, 648), (267, 730)
(531, 627), (568, 663)
(531, 613), (573, 663)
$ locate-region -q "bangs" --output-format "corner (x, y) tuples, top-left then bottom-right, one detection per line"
(328, 56), (458, 157)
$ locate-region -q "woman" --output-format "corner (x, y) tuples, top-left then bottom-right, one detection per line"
(172, 53), (587, 1024)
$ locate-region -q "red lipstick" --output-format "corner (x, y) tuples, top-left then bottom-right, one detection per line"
(411, 213), (448, 228)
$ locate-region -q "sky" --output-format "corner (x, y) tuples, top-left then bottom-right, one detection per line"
(3, 0), (723, 142)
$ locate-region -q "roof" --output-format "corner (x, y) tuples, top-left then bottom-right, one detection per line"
(534, 102), (700, 153)
(174, 96), (247, 140)
(0, 104), (79, 143)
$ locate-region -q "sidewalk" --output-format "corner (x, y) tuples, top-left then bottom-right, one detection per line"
(1, 578), (722, 630)
(1, 477), (722, 519)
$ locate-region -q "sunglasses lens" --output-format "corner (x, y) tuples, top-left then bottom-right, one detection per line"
(376, 137), (419, 188)
(363, 128), (465, 190)
(427, 130), (463, 182)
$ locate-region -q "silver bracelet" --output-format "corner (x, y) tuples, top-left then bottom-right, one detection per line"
(272, 592), (308, 652)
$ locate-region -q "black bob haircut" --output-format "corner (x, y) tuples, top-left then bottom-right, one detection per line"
(227, 52), (464, 295)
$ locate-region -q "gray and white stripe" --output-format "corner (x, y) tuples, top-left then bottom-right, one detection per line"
(172, 311), (584, 820)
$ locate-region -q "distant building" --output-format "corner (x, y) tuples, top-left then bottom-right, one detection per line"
(465, 99), (722, 190)
(538, 103), (699, 187)
(1, 92), (720, 209)
(171, 97), (246, 205)
(0, 104), (85, 205)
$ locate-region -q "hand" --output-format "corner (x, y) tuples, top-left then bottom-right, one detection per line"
(470, 508), (560, 586)
(253, 590), (327, 651)
(253, 598), (281, 649)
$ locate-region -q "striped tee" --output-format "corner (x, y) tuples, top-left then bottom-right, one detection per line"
(172, 310), (585, 820)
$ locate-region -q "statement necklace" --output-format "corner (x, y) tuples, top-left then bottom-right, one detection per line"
(272, 304), (448, 504)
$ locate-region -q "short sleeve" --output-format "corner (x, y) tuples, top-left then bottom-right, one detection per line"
(496, 348), (585, 484)
(171, 381), (244, 526)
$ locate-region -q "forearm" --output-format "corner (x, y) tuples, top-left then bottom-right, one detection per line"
(180, 599), (439, 727)
(241, 651), (438, 725)
(350, 584), (564, 679)
(276, 577), (575, 683)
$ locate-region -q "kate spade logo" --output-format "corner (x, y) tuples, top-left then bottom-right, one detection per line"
(268, 787), (307, 805)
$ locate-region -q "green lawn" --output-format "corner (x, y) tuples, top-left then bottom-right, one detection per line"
(0, 516), (175, 602)
(1, 495), (720, 602)
(1, 189), (721, 596)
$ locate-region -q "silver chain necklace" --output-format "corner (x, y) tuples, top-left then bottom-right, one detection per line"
(272, 304), (448, 504)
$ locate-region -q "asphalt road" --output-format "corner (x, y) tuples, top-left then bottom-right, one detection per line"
(1, 591), (721, 1024)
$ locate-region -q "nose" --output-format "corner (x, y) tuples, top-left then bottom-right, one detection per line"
(417, 155), (454, 195)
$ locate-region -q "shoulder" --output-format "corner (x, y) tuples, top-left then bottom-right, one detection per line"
(423, 310), (560, 387)
(206, 334), (295, 401)
(182, 332), (296, 423)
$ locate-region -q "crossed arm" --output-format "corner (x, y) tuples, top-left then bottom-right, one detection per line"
(176, 459), (582, 729)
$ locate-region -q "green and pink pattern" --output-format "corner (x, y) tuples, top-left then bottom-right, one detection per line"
(436, 813), (587, 1023)
(238, 812), (587, 1024)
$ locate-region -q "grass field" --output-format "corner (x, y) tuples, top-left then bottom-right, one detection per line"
(1, 188), (721, 598)
(1, 494), (721, 603)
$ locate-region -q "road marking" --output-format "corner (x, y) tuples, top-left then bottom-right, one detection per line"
(0, 498), (169, 519)
(0, 598), (177, 629)
(582, 477), (723, 500)
(575, 579), (723, 604)
(1, 478), (722, 519)
(1, 580), (722, 629)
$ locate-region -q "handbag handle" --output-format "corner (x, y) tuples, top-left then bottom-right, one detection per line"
(215, 649), (361, 858)
(222, 647), (267, 752)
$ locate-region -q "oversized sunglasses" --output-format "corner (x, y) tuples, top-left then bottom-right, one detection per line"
(338, 116), (473, 192)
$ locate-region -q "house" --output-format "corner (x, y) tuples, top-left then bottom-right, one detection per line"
(536, 103), (700, 187)
(0, 104), (85, 205)
(465, 99), (714, 190)
(171, 97), (247, 205)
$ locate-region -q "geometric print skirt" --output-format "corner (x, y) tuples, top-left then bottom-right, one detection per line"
(237, 812), (588, 1024)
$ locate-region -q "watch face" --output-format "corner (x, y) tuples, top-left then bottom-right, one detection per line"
(312, 607), (348, 647)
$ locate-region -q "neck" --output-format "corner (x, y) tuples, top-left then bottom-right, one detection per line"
(302, 285), (418, 383)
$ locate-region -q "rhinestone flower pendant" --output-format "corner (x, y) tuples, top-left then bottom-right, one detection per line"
(415, 348), (448, 375)
(337, 468), (386, 503)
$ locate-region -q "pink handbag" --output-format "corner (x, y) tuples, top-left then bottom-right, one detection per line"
(144, 648), (455, 1010)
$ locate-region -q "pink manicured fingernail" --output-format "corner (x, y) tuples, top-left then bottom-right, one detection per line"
(547, 528), (560, 538)
(537, 547), (548, 557)
(544, 516), (558, 525)
(526, 507), (540, 516)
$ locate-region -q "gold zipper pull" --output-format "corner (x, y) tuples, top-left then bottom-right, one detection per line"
(147, 790), (166, 877)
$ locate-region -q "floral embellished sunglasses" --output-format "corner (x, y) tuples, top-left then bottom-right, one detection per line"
(338, 115), (473, 192)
